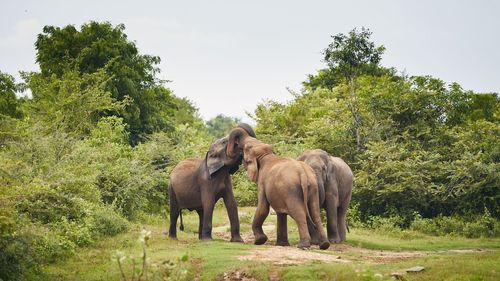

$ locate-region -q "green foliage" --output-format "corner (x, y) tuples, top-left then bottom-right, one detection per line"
(206, 114), (240, 138)
(410, 209), (500, 238)
(323, 27), (386, 80)
(34, 21), (195, 144)
(0, 21), (212, 280)
(232, 170), (258, 206)
(0, 71), (24, 119)
(114, 229), (192, 281)
(254, 71), (499, 223)
(24, 69), (127, 138)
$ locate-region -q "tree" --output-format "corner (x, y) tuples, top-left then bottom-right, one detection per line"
(0, 71), (23, 119)
(34, 21), (170, 144)
(25, 70), (126, 138)
(323, 27), (385, 151)
(206, 114), (240, 138)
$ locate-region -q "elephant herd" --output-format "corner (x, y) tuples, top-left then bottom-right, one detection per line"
(168, 124), (353, 250)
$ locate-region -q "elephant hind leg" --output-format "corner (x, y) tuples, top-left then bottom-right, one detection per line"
(287, 201), (311, 249)
(308, 197), (330, 250)
(168, 186), (180, 239)
(276, 213), (290, 246)
(338, 206), (349, 242)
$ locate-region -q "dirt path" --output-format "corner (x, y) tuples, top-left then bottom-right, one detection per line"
(212, 219), (488, 266)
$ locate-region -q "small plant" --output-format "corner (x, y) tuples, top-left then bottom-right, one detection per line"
(113, 228), (191, 281)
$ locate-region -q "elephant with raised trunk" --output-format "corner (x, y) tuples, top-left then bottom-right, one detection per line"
(297, 149), (354, 243)
(227, 131), (330, 250)
(168, 123), (256, 242)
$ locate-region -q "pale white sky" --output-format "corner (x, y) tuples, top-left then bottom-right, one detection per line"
(1, 0), (499, 122)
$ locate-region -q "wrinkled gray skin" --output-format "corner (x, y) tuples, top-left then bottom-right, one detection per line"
(168, 124), (255, 242)
(297, 149), (354, 243)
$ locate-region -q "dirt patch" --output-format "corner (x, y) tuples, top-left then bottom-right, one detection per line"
(218, 270), (258, 281)
(239, 246), (350, 265)
(214, 217), (490, 266)
(326, 244), (430, 263)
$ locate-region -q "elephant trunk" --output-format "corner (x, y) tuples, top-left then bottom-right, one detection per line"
(236, 123), (256, 138)
(227, 127), (254, 158)
(179, 211), (184, 231)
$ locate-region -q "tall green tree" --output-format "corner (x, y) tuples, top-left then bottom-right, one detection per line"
(322, 27), (385, 151)
(34, 21), (171, 144)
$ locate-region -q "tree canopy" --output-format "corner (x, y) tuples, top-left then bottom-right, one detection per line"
(34, 21), (189, 144)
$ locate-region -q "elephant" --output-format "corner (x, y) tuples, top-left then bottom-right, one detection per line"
(227, 133), (330, 249)
(297, 149), (353, 243)
(168, 123), (256, 242)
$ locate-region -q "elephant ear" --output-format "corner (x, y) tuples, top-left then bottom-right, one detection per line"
(326, 156), (336, 182)
(205, 151), (225, 177)
(243, 141), (272, 182)
(243, 143), (259, 182)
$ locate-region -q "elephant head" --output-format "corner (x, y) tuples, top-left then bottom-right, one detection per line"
(297, 149), (333, 192)
(205, 123), (256, 177)
(226, 123), (257, 159)
(242, 139), (273, 182)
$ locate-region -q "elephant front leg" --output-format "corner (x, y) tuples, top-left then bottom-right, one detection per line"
(252, 192), (270, 245)
(276, 213), (290, 246)
(223, 188), (243, 243)
(201, 198), (216, 240)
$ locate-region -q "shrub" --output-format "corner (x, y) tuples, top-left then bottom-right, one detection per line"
(410, 209), (500, 238)
(87, 204), (129, 237)
(15, 185), (87, 224)
(232, 171), (258, 207)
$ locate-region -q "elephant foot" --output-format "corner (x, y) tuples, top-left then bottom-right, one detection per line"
(328, 238), (341, 244)
(230, 236), (244, 243)
(297, 239), (311, 249)
(200, 235), (213, 241)
(254, 234), (268, 245)
(276, 240), (290, 246)
(310, 237), (319, 245)
(168, 233), (178, 240)
(319, 239), (330, 250)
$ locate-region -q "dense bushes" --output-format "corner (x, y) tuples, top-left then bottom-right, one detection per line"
(253, 75), (499, 224)
(0, 22), (209, 279)
(410, 210), (500, 238)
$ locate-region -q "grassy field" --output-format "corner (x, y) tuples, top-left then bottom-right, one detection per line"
(45, 207), (500, 281)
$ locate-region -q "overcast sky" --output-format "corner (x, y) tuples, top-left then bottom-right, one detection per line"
(1, 0), (499, 122)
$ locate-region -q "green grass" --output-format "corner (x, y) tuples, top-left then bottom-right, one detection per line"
(346, 228), (500, 251)
(279, 251), (500, 281)
(44, 207), (500, 281)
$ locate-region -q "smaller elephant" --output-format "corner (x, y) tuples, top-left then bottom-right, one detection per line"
(298, 149), (353, 243)
(234, 135), (330, 250)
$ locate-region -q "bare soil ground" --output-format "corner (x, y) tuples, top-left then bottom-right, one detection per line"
(212, 219), (487, 266)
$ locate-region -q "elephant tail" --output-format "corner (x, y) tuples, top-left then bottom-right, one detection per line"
(169, 182), (184, 232)
(300, 170), (316, 230)
(179, 211), (184, 231)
